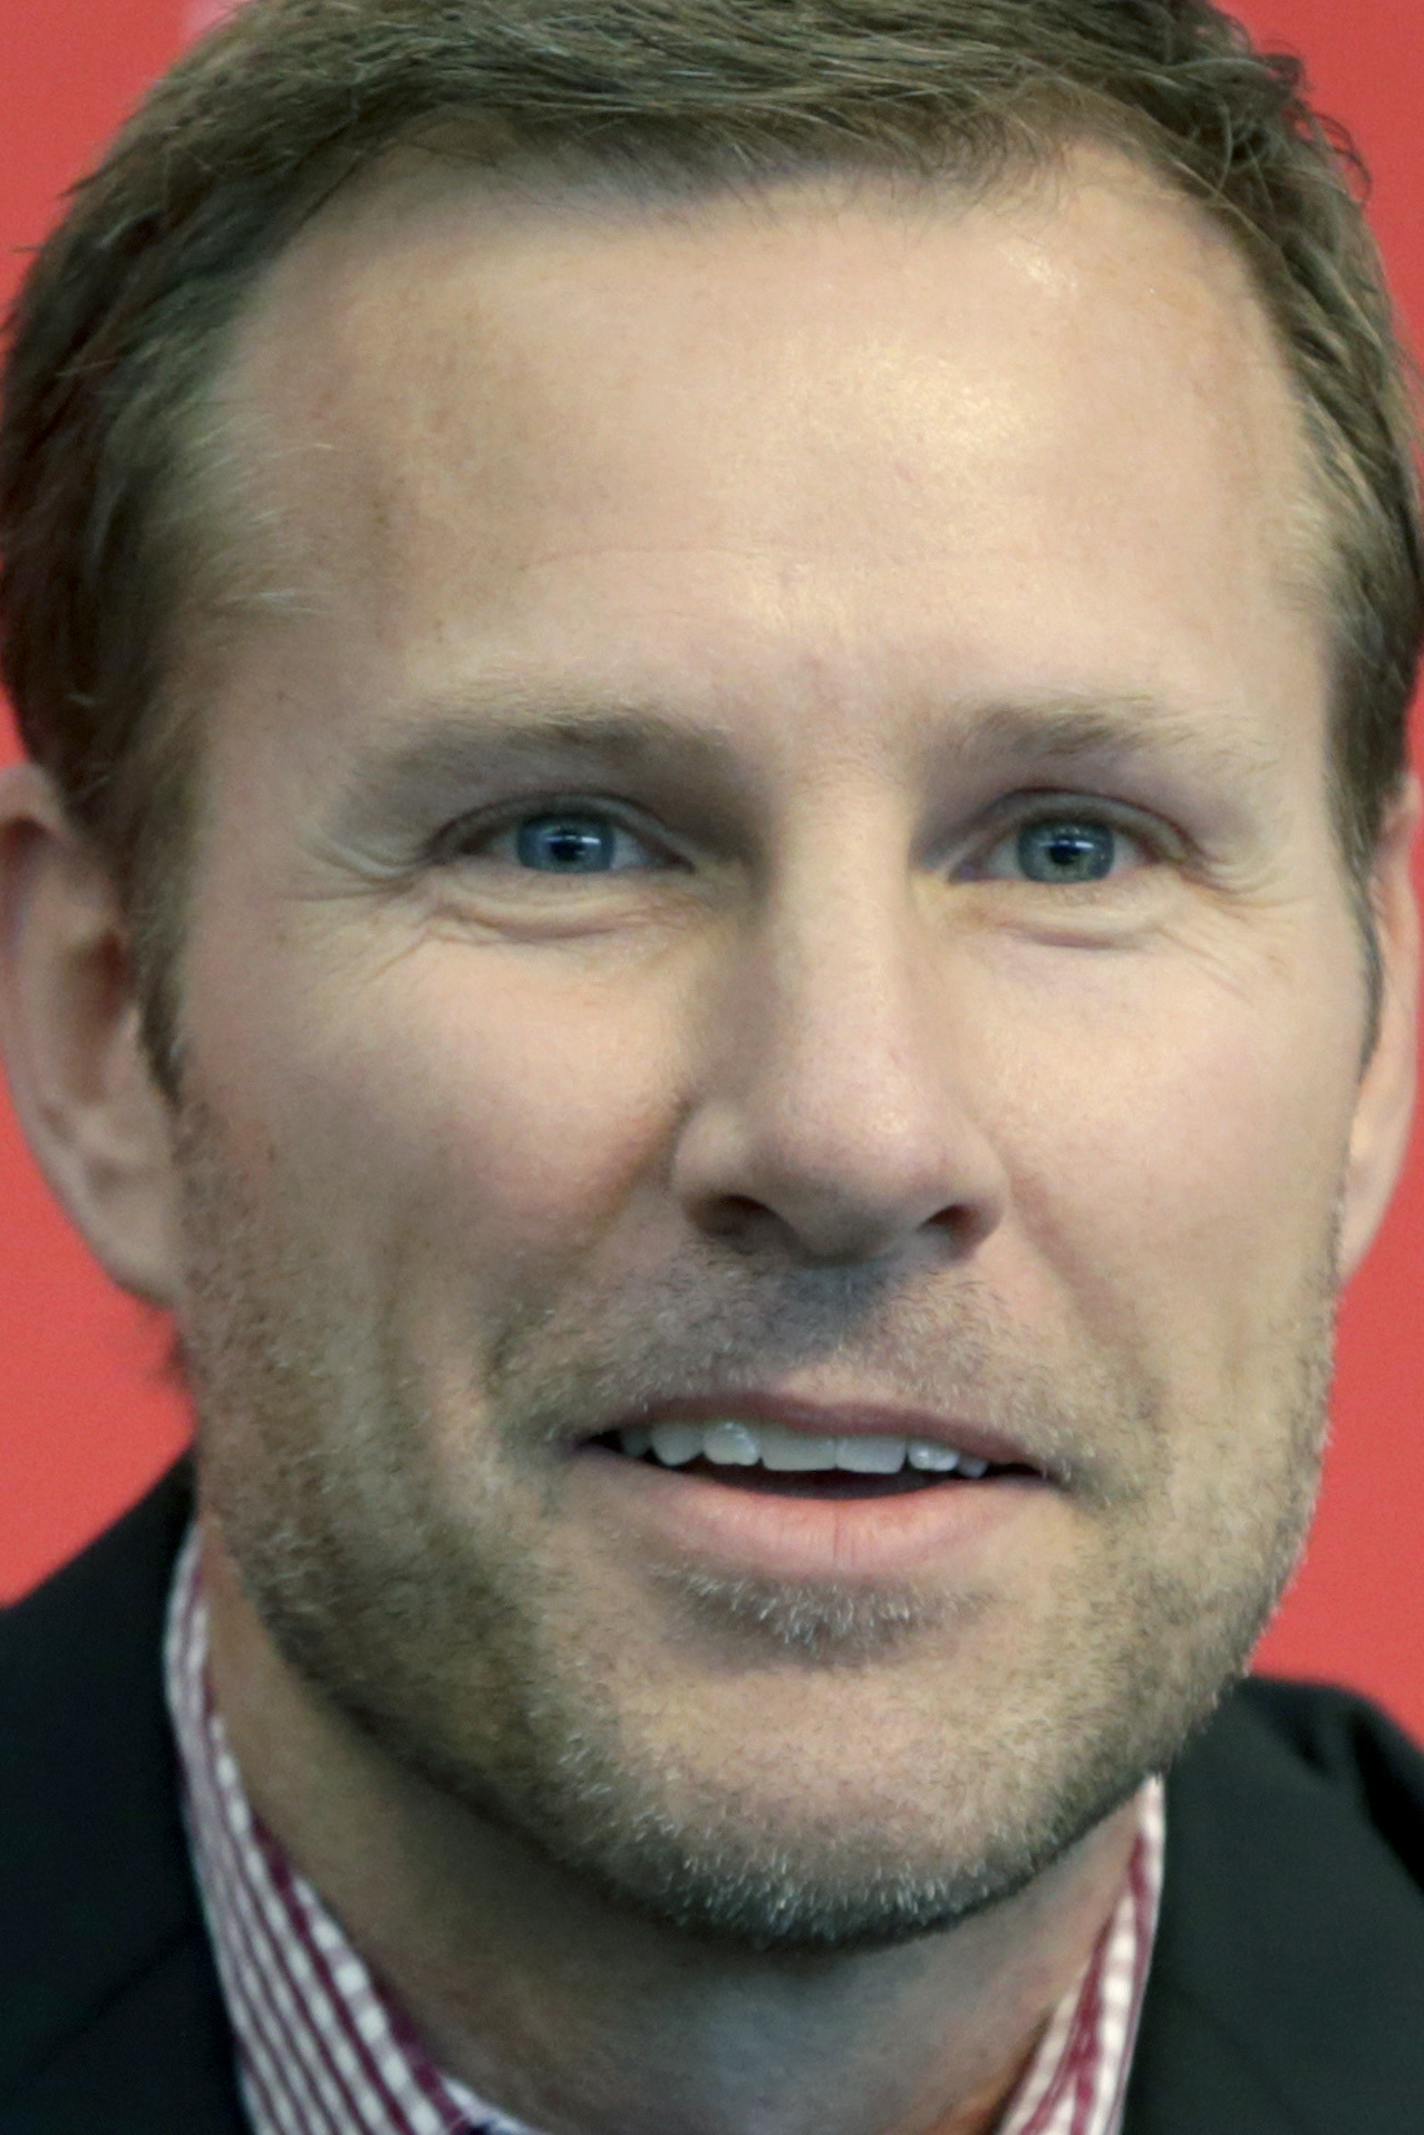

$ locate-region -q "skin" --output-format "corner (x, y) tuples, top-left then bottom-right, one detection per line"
(0, 142), (1418, 2135)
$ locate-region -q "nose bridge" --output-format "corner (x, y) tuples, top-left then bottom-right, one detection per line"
(672, 809), (1008, 1262)
(758, 828), (934, 1098)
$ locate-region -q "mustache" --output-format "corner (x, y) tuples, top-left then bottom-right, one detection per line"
(485, 1257), (1140, 1495)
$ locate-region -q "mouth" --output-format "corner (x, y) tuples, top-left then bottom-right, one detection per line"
(571, 1423), (1055, 1585)
(583, 1430), (1039, 1499)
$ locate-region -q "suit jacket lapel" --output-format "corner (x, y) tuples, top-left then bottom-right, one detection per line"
(1, 1459), (245, 2133)
(1122, 1679), (1424, 2134)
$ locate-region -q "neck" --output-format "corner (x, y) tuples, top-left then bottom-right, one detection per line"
(203, 1530), (1141, 2135)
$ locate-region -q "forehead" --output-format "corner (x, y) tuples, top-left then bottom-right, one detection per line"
(195, 142), (1325, 774)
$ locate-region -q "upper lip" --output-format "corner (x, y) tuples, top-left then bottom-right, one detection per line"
(585, 1392), (1054, 1479)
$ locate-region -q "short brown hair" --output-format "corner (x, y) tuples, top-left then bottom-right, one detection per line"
(2, 0), (1419, 1106)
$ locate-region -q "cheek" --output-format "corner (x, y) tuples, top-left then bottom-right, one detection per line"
(991, 935), (1363, 1350)
(207, 945), (686, 1285)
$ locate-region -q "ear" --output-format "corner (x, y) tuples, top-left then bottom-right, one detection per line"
(0, 762), (182, 1307)
(1338, 772), (1421, 1284)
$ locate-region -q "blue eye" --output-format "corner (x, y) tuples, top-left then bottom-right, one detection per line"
(438, 809), (661, 874)
(974, 809), (1161, 887)
(514, 813), (626, 871)
(1013, 818), (1121, 884)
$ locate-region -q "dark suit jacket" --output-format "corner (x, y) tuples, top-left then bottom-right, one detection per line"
(3, 1461), (1423, 2134)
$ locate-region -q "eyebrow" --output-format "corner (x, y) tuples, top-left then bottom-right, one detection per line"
(330, 680), (1280, 843)
(341, 695), (741, 811)
(956, 693), (1280, 787)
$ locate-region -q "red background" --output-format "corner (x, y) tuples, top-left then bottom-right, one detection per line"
(2, 0), (1421, 1735)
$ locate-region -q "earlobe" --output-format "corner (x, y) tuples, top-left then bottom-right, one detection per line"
(1338, 773), (1421, 1285)
(0, 761), (182, 1307)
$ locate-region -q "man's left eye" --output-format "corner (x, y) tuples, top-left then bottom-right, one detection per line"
(980, 814), (1151, 886)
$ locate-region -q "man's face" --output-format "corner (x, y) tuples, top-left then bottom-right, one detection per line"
(166, 146), (1391, 1955)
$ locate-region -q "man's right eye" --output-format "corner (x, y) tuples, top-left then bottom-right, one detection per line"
(430, 803), (674, 878)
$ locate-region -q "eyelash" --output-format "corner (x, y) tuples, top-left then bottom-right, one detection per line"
(426, 793), (1171, 883)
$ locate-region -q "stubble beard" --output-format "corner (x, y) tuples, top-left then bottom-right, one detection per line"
(169, 1082), (1337, 1959)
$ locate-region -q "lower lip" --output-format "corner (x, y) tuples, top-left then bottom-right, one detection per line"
(570, 1446), (1053, 1585)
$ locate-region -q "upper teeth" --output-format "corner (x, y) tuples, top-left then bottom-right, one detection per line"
(613, 1421), (991, 1478)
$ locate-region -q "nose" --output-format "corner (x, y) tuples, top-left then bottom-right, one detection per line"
(670, 860), (1009, 1267)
